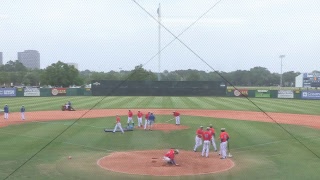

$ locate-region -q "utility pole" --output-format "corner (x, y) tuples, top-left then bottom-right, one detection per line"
(279, 55), (285, 87)
(157, 3), (161, 81)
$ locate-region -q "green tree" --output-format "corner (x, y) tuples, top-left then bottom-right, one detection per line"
(126, 65), (157, 81)
(249, 67), (272, 86)
(186, 70), (200, 81)
(42, 61), (83, 87)
(0, 60), (27, 72)
(283, 71), (300, 87)
(22, 71), (41, 86)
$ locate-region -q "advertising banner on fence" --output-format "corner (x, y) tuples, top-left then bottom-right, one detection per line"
(301, 91), (320, 100)
(24, 87), (40, 96)
(51, 88), (67, 96)
(234, 89), (248, 97)
(255, 90), (270, 98)
(0, 88), (16, 97)
(278, 90), (294, 99)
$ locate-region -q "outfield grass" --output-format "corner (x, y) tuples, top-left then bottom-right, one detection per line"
(0, 97), (320, 179)
(0, 96), (319, 115)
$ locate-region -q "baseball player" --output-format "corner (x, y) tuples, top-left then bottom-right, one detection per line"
(173, 111), (181, 125)
(127, 110), (134, 127)
(144, 112), (150, 130)
(209, 124), (218, 152)
(20, 105), (25, 120)
(202, 127), (213, 157)
(4, 104), (9, 119)
(64, 103), (69, 110)
(67, 101), (75, 111)
(193, 126), (204, 152)
(148, 112), (155, 131)
(219, 128), (230, 159)
(163, 148), (179, 166)
(137, 111), (143, 127)
(113, 115), (124, 133)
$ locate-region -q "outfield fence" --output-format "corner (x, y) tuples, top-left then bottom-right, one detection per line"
(1, 85), (320, 99)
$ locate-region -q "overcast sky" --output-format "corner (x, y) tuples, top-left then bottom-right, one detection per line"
(0, 0), (319, 73)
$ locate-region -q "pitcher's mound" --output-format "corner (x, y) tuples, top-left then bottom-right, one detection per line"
(97, 150), (234, 176)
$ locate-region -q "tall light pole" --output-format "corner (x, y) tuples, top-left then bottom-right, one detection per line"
(279, 55), (285, 87)
(157, 3), (161, 81)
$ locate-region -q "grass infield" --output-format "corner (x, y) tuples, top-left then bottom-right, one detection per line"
(0, 97), (319, 179)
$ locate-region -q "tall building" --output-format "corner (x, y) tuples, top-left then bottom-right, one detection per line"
(17, 50), (40, 69)
(0, 52), (3, 65)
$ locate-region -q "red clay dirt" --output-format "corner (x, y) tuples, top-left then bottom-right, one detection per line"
(97, 150), (234, 176)
(1, 109), (320, 176)
(1, 109), (320, 129)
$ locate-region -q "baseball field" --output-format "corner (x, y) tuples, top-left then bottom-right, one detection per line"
(0, 96), (320, 179)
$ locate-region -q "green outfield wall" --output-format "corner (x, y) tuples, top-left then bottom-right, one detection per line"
(91, 80), (227, 96)
(1, 86), (318, 99)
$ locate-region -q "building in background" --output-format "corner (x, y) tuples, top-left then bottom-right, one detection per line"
(17, 50), (40, 69)
(0, 52), (3, 65)
(67, 63), (78, 70)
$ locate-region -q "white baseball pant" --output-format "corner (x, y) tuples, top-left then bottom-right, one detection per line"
(211, 136), (217, 151)
(113, 122), (124, 133)
(163, 156), (171, 163)
(201, 140), (211, 157)
(137, 117), (142, 127)
(193, 136), (202, 151)
(4, 113), (9, 119)
(175, 116), (180, 125)
(21, 112), (25, 120)
(127, 117), (133, 124)
(144, 119), (148, 129)
(220, 141), (228, 158)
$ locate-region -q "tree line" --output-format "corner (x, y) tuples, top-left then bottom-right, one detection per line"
(0, 60), (313, 88)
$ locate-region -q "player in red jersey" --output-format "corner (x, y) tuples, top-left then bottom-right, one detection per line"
(112, 115), (124, 133)
(219, 128), (230, 159)
(201, 127), (213, 157)
(193, 126), (204, 152)
(173, 111), (181, 125)
(127, 110), (134, 127)
(163, 148), (179, 166)
(137, 111), (143, 127)
(144, 112), (150, 130)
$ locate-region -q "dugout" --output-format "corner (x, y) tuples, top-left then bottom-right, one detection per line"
(91, 80), (227, 96)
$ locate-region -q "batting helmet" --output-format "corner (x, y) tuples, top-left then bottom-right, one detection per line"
(174, 149), (179, 154)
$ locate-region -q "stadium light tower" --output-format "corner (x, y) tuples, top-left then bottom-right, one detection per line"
(157, 3), (161, 81)
(279, 55), (285, 87)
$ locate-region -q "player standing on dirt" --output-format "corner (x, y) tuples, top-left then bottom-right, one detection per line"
(137, 111), (143, 127)
(144, 112), (150, 130)
(127, 110), (134, 127)
(113, 115), (124, 133)
(219, 128), (229, 159)
(148, 112), (155, 130)
(163, 148), (179, 166)
(209, 124), (218, 152)
(173, 111), (181, 125)
(201, 127), (212, 157)
(4, 104), (9, 119)
(193, 126), (204, 152)
(20, 105), (25, 120)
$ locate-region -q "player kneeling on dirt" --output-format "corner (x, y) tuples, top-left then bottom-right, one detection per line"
(163, 149), (179, 166)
